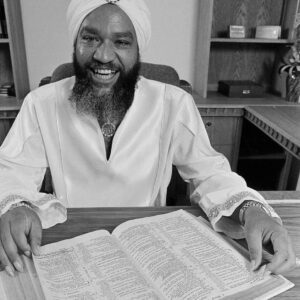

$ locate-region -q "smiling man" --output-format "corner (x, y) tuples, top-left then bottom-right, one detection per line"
(71, 3), (141, 157)
(0, 0), (296, 278)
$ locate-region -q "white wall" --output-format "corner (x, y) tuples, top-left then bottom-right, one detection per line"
(20, 0), (198, 90)
(144, 0), (198, 84)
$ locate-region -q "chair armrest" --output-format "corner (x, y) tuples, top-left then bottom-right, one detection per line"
(180, 79), (192, 94)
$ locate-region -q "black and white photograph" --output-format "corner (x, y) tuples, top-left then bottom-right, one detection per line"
(0, 0), (299, 299)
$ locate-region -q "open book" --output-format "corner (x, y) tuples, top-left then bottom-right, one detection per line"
(0, 209), (294, 299)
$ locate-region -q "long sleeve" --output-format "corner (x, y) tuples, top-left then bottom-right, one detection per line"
(172, 93), (278, 239)
(0, 94), (66, 228)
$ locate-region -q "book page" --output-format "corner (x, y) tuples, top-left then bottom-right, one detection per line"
(113, 210), (294, 300)
(33, 230), (162, 300)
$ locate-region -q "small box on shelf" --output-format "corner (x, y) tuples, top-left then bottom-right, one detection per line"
(218, 80), (264, 98)
(255, 26), (281, 39)
(229, 25), (245, 38)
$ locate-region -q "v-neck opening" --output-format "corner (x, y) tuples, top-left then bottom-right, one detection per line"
(103, 135), (113, 161)
(96, 101), (134, 163)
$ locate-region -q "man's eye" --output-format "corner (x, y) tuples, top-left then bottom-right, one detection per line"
(81, 35), (98, 43)
(115, 40), (131, 47)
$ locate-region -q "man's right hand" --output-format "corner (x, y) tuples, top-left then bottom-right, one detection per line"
(0, 206), (42, 276)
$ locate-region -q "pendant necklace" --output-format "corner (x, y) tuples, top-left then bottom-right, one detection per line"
(101, 122), (116, 138)
(100, 105), (126, 139)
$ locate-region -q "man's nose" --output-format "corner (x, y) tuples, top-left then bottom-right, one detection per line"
(93, 41), (115, 63)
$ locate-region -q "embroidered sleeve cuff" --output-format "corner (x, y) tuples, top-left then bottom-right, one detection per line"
(28, 194), (67, 229)
(202, 191), (281, 239)
(0, 194), (33, 216)
(0, 193), (67, 229)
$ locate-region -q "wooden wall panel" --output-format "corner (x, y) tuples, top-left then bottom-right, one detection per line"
(208, 43), (279, 92)
(212, 0), (284, 38)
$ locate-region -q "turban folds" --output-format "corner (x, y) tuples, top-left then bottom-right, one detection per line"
(66, 0), (151, 53)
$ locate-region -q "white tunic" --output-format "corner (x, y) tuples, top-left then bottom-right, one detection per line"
(0, 77), (277, 237)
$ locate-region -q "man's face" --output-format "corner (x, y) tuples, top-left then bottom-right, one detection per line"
(75, 4), (139, 96)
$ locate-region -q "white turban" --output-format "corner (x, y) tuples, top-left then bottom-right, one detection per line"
(66, 0), (151, 54)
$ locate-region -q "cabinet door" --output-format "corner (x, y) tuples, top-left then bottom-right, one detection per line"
(202, 116), (242, 170)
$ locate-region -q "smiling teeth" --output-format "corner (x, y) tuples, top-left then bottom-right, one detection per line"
(94, 69), (115, 75)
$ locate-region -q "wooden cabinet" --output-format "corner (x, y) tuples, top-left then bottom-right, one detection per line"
(194, 0), (300, 190)
(203, 117), (241, 170)
(199, 107), (243, 171)
(0, 0), (28, 145)
(0, 0), (29, 100)
(194, 0), (299, 99)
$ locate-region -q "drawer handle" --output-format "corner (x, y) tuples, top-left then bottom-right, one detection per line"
(206, 122), (212, 127)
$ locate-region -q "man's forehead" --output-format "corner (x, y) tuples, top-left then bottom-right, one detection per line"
(82, 4), (135, 32)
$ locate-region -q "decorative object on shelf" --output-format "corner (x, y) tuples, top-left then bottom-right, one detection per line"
(229, 25), (245, 38)
(279, 30), (300, 103)
(218, 80), (263, 98)
(255, 26), (281, 39)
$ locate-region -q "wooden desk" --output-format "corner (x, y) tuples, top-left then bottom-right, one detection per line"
(42, 203), (300, 299)
(245, 106), (300, 159)
(244, 106), (300, 189)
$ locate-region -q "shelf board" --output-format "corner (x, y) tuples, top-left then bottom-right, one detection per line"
(239, 153), (286, 160)
(0, 38), (9, 43)
(193, 91), (300, 108)
(210, 38), (294, 44)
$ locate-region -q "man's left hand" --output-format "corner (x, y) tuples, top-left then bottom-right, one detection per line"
(243, 207), (296, 274)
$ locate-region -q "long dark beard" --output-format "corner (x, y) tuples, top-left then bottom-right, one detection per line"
(69, 53), (141, 120)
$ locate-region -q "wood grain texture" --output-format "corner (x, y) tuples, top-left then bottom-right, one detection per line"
(194, 0), (214, 97)
(195, 0), (299, 98)
(281, 0), (300, 39)
(212, 0), (284, 38)
(202, 116), (239, 145)
(209, 43), (279, 93)
(3, 0), (29, 100)
(40, 192), (300, 299)
(194, 91), (296, 107)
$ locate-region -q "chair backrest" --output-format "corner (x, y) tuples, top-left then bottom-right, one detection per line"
(51, 62), (181, 86)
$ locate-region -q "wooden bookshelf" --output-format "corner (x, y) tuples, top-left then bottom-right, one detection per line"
(194, 0), (299, 99)
(193, 0), (300, 190)
(210, 38), (294, 44)
(0, 0), (29, 101)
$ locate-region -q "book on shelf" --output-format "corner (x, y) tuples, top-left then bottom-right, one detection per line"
(0, 210), (294, 300)
(0, 83), (15, 96)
